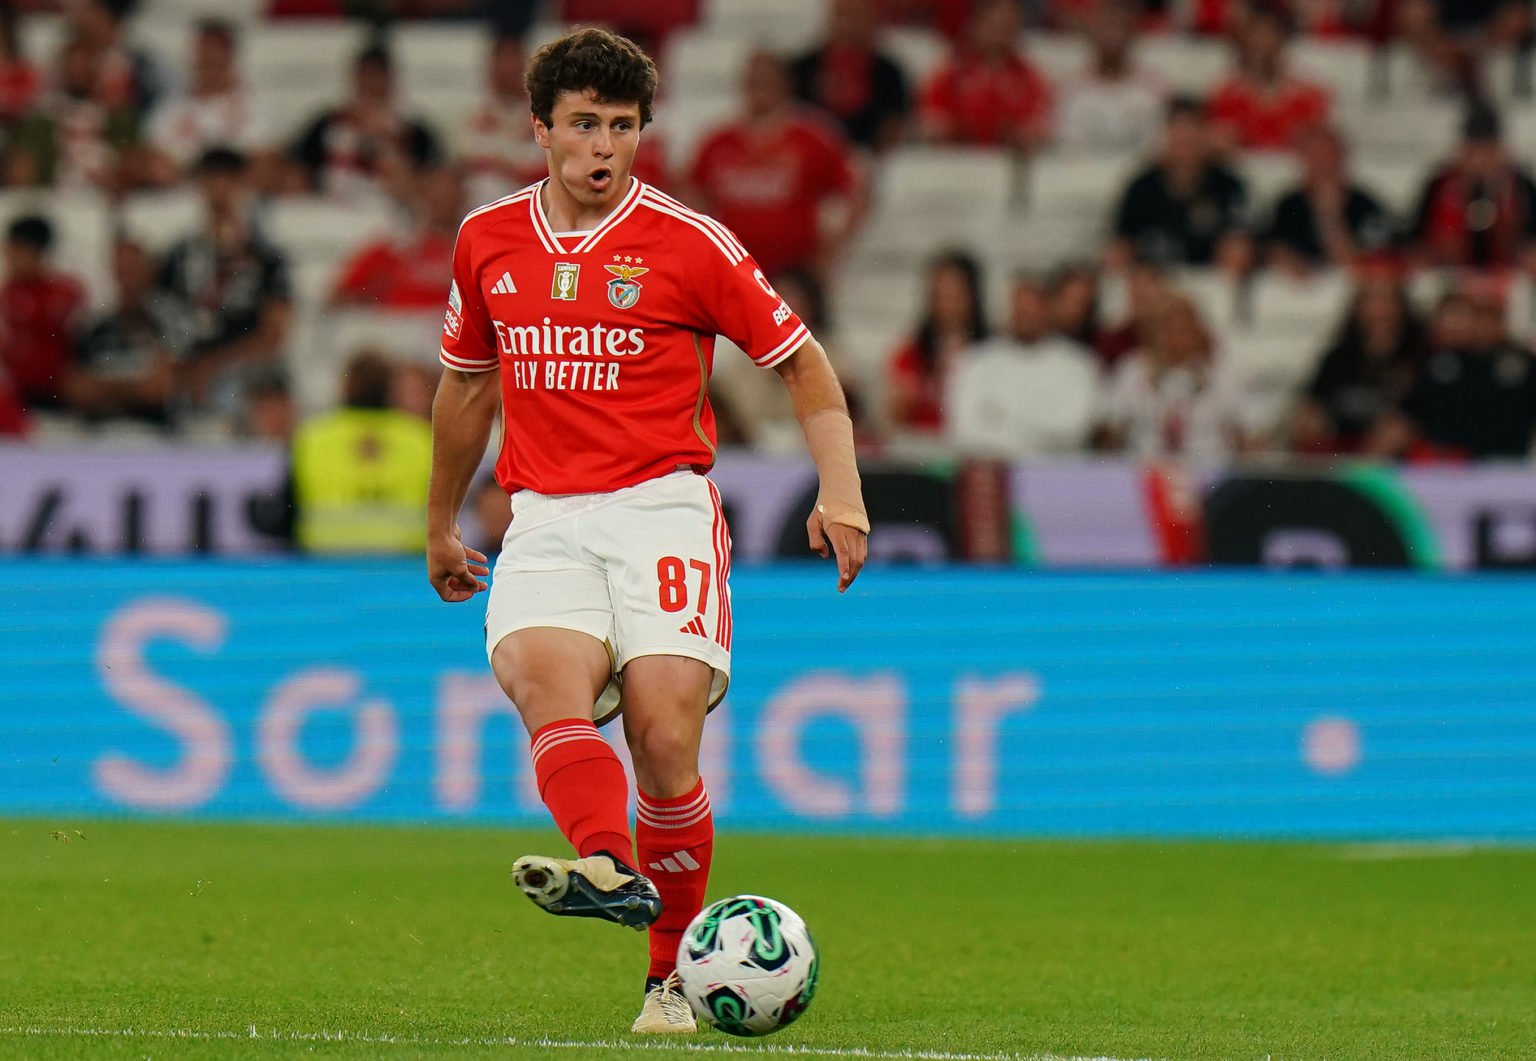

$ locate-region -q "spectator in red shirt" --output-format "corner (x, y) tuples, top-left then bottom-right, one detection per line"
(790, 0), (911, 153)
(0, 7), (41, 127)
(0, 215), (85, 412)
(333, 163), (465, 309)
(1208, 6), (1331, 153)
(1410, 102), (1536, 271)
(687, 51), (867, 281)
(919, 0), (1053, 151)
(887, 250), (988, 433)
(0, 365), (26, 436)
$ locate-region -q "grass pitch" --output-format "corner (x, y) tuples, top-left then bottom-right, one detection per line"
(1, 821), (1532, 1060)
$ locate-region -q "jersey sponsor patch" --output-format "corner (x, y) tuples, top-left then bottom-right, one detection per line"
(604, 263), (648, 309)
(551, 262), (580, 300)
(447, 278), (462, 313)
(443, 305), (463, 340)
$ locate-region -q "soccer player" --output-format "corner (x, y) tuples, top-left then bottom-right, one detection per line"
(425, 28), (869, 1034)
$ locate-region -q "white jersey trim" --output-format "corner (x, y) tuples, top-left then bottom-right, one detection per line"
(459, 184), (540, 232)
(754, 322), (810, 368)
(440, 346), (499, 373)
(641, 186), (749, 260)
(636, 192), (745, 265)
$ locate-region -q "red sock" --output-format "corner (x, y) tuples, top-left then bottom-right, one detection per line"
(530, 719), (633, 861)
(636, 781), (714, 980)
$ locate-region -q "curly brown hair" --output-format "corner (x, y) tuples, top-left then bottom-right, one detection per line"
(525, 27), (658, 129)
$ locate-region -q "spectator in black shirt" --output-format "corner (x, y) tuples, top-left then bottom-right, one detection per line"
(63, 237), (192, 429)
(160, 147), (293, 415)
(791, 0), (909, 152)
(1292, 274), (1425, 454)
(1107, 97), (1252, 273)
(1409, 102), (1536, 271)
(1400, 0), (1532, 98)
(288, 42), (442, 201)
(1367, 288), (1536, 460)
(1265, 124), (1396, 276)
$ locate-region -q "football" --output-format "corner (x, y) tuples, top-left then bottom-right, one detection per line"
(674, 895), (819, 1036)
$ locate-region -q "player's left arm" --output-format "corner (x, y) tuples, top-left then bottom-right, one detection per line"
(774, 337), (868, 593)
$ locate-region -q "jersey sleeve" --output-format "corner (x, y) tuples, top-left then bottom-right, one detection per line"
(439, 222), (498, 373)
(687, 226), (811, 370)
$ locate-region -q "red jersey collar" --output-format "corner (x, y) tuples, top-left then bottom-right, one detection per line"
(529, 177), (646, 256)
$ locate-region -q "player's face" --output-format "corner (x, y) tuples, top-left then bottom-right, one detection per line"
(534, 90), (641, 210)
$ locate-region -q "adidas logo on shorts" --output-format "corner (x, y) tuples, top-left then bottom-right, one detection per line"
(678, 616), (707, 637)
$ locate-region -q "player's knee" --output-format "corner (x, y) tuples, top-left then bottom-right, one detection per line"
(626, 720), (700, 793)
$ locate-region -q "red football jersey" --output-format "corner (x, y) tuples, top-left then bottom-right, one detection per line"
(440, 178), (810, 495)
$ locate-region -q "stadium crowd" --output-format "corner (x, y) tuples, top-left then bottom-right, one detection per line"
(2, 0), (1536, 468)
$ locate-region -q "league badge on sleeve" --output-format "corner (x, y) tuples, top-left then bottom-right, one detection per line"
(604, 262), (648, 309)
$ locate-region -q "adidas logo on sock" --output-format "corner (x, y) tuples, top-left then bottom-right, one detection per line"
(647, 850), (701, 873)
(678, 616), (707, 637)
(490, 271), (517, 295)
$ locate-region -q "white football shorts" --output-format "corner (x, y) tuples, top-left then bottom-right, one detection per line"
(484, 469), (732, 725)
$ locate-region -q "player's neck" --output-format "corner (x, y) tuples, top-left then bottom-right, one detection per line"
(540, 175), (633, 233)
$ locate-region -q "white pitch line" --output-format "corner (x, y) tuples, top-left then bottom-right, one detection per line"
(0, 1026), (1154, 1061)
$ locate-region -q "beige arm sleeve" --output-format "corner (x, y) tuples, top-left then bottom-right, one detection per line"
(804, 408), (870, 535)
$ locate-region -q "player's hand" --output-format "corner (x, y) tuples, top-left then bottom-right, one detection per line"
(807, 507), (867, 593)
(427, 526), (490, 603)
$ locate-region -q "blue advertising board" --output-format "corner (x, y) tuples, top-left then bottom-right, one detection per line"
(2, 561), (1534, 839)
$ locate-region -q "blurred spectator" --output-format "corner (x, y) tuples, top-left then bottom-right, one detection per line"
(918, 0), (1053, 150)
(242, 367), (296, 443)
(1264, 124), (1395, 274)
(292, 350), (433, 554)
(471, 472), (511, 557)
(147, 20), (274, 186)
(1399, 0), (1533, 98)
(687, 52), (866, 280)
(289, 42), (444, 202)
(1107, 97), (1252, 271)
(887, 250), (988, 432)
(6, 32), (143, 190)
(1097, 291), (1251, 459)
(1367, 288), (1536, 460)
(1049, 262), (1105, 350)
(0, 364), (26, 435)
(63, 237), (191, 430)
(160, 148), (293, 415)
(790, 0), (911, 152)
(1208, 6), (1331, 152)
(0, 216), (85, 413)
(390, 360), (438, 421)
(879, 0), (972, 39)
(0, 6), (41, 127)
(333, 164), (464, 308)
(1055, 0), (1165, 156)
(460, 34), (547, 204)
(1292, 274), (1426, 453)
(1096, 261), (1169, 365)
(1410, 102), (1536, 271)
(945, 273), (1101, 455)
(64, 0), (162, 114)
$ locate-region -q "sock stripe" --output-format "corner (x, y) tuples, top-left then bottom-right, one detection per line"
(531, 734), (610, 766)
(637, 805), (712, 830)
(531, 722), (606, 760)
(636, 789), (709, 817)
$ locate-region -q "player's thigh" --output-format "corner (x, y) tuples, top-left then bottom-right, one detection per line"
(485, 516), (621, 728)
(491, 627), (612, 736)
(598, 473), (732, 707)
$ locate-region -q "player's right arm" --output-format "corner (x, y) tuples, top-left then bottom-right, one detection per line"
(427, 221), (500, 603)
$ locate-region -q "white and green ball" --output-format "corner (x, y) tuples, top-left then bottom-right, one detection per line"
(674, 894), (819, 1036)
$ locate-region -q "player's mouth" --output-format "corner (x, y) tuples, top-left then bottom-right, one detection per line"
(587, 167), (613, 192)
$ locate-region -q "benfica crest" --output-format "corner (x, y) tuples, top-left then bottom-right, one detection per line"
(604, 263), (649, 309)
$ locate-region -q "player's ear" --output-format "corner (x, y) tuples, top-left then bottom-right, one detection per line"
(531, 114), (551, 150)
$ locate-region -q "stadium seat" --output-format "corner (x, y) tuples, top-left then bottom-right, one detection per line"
(882, 26), (948, 88)
(1224, 330), (1325, 434)
(1024, 151), (1140, 220)
(0, 189), (112, 309)
(1336, 101), (1460, 161)
(1350, 156), (1426, 217)
(118, 189), (204, 256)
(649, 95), (737, 174)
(1170, 267), (1242, 341)
(244, 22), (369, 98)
(879, 146), (1017, 215)
(1289, 38), (1379, 102)
(1249, 270), (1352, 351)
(140, 0), (265, 21)
(395, 25), (488, 98)
(1022, 31), (1090, 85)
(1138, 35), (1231, 96)
(663, 30), (751, 105)
(263, 197), (399, 276)
(701, 0), (823, 51)
(1237, 152), (1302, 215)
